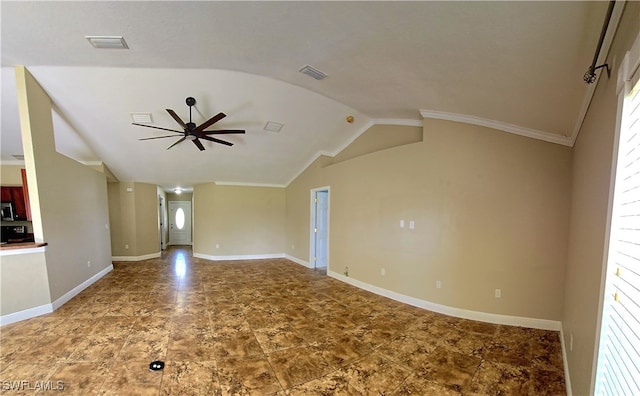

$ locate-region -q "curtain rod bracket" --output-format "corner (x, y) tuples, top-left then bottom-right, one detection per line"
(583, 1), (615, 84)
(584, 63), (610, 84)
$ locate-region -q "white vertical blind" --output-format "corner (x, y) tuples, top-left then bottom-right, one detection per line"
(596, 76), (640, 395)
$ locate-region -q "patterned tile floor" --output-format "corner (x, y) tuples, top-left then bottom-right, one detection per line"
(0, 247), (566, 395)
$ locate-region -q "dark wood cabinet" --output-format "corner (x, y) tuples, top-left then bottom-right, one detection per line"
(1, 169), (32, 221)
(21, 169), (32, 221)
(0, 188), (11, 203)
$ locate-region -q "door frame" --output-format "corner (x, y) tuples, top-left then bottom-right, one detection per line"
(158, 195), (167, 250)
(309, 186), (330, 270)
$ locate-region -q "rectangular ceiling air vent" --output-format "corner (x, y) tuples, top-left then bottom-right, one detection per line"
(12, 155), (24, 160)
(85, 36), (129, 49)
(299, 65), (328, 80)
(131, 113), (153, 123)
(264, 122), (284, 132)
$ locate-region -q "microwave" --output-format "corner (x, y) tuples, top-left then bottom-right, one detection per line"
(1, 202), (15, 221)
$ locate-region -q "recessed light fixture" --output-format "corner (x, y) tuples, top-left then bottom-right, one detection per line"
(131, 113), (153, 123)
(264, 121), (284, 132)
(174, 188), (182, 194)
(85, 36), (129, 49)
(299, 65), (328, 80)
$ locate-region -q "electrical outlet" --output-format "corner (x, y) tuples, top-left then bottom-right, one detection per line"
(409, 220), (415, 229)
(125, 244), (129, 250)
(216, 244), (220, 249)
(436, 280), (442, 288)
(87, 260), (91, 268)
(400, 219), (405, 228)
(380, 268), (386, 276)
(291, 244), (295, 250)
(495, 289), (501, 298)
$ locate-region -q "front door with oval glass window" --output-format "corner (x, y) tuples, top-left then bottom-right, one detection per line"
(168, 201), (192, 245)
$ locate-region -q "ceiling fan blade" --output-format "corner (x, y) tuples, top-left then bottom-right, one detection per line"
(139, 135), (182, 141)
(195, 112), (226, 132)
(201, 129), (246, 135)
(132, 123), (183, 134)
(166, 109), (188, 129)
(166, 137), (186, 150)
(200, 135), (233, 146)
(193, 138), (206, 151)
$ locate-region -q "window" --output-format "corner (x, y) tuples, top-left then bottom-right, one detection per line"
(595, 37), (640, 395)
(175, 207), (185, 230)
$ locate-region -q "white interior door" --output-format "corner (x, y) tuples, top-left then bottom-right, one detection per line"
(312, 189), (329, 268)
(169, 201), (192, 245)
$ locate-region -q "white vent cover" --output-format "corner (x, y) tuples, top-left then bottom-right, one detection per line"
(131, 113), (153, 123)
(85, 36), (129, 49)
(299, 65), (328, 80)
(12, 154), (24, 160)
(264, 122), (284, 132)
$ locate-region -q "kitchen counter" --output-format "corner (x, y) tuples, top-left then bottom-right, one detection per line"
(0, 242), (47, 251)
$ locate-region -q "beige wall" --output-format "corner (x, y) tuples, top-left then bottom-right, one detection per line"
(331, 124), (423, 165)
(0, 165), (25, 185)
(287, 120), (572, 321)
(166, 192), (192, 202)
(562, 3), (640, 395)
(0, 251), (50, 315)
(135, 183), (161, 255)
(194, 183), (285, 256)
(107, 181), (160, 257)
(15, 66), (112, 302)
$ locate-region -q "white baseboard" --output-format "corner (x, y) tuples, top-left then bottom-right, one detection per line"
(112, 252), (161, 262)
(0, 264), (113, 326)
(285, 254), (311, 268)
(193, 252), (285, 261)
(51, 264), (114, 310)
(0, 304), (53, 326)
(559, 325), (573, 396)
(328, 270), (562, 331)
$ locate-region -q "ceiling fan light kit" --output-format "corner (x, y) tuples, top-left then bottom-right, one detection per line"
(133, 97), (246, 151)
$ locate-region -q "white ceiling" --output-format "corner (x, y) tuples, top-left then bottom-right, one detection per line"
(1, 1), (606, 189)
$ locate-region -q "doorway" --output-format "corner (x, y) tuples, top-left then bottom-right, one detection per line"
(310, 187), (329, 269)
(168, 201), (192, 245)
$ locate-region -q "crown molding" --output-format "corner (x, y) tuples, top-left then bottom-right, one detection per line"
(372, 118), (423, 127)
(420, 110), (573, 147)
(214, 181), (286, 188)
(79, 160), (103, 166)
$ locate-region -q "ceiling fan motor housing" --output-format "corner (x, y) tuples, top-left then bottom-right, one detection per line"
(186, 97), (196, 106)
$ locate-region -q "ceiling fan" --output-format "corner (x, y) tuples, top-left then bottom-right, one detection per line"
(133, 97), (245, 151)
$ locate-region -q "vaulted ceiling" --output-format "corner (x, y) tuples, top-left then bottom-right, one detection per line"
(1, 1), (607, 189)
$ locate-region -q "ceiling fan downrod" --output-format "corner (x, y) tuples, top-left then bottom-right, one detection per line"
(186, 97), (196, 130)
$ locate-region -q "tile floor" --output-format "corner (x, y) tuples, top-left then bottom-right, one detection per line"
(0, 247), (566, 395)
